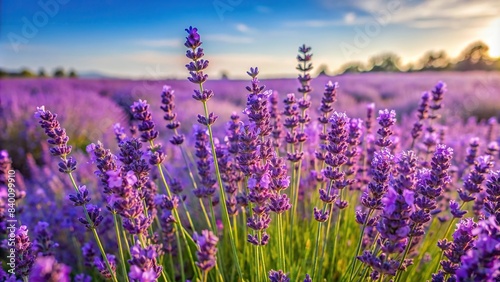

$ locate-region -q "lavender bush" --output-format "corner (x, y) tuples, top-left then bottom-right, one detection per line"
(1, 26), (499, 282)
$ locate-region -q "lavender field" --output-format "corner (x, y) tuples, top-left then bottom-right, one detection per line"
(1, 26), (500, 282)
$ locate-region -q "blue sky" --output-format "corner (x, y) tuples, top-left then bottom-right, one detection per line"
(1, 0), (499, 78)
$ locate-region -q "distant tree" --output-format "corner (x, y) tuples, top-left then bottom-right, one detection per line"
(53, 67), (66, 78)
(68, 69), (78, 78)
(20, 68), (35, 77)
(220, 70), (229, 80)
(417, 51), (450, 71)
(454, 41), (495, 71)
(368, 53), (401, 72)
(316, 64), (329, 76)
(338, 61), (365, 74)
(0, 69), (7, 78)
(38, 68), (47, 77)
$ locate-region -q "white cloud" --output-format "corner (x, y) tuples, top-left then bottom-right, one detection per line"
(204, 34), (254, 44)
(235, 23), (255, 34)
(307, 0), (499, 30)
(344, 12), (357, 24)
(351, 0), (500, 29)
(136, 39), (182, 48)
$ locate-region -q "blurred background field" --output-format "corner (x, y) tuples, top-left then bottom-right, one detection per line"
(1, 70), (499, 178)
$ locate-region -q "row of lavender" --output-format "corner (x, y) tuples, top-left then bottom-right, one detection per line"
(1, 26), (499, 282)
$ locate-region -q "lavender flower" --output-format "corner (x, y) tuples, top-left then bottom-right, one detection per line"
(78, 204), (104, 229)
(29, 256), (71, 282)
(455, 217), (500, 281)
(34, 106), (76, 173)
(193, 127), (216, 198)
(128, 242), (163, 282)
(244, 67), (272, 137)
(94, 254), (117, 279)
(160, 85), (185, 145)
(375, 109), (397, 148)
(194, 230), (219, 272)
(33, 221), (59, 256)
(438, 218), (477, 276)
(411, 92), (430, 142)
(269, 269), (290, 282)
(113, 123), (128, 143)
(269, 91), (284, 148)
(485, 170), (500, 224)
(14, 225), (35, 277)
(377, 187), (414, 254)
(361, 149), (394, 210)
(458, 155), (494, 203)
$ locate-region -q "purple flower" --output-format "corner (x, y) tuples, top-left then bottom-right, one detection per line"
(375, 109), (396, 148)
(128, 242), (162, 282)
(269, 269), (290, 282)
(450, 200), (467, 218)
(485, 170), (500, 224)
(194, 230), (219, 272)
(456, 217), (499, 281)
(268, 193), (291, 214)
(33, 221), (59, 256)
(131, 99), (160, 142)
(160, 85), (185, 145)
(94, 254), (117, 279)
(29, 256), (71, 282)
(185, 26), (201, 49)
(113, 123), (128, 143)
(14, 225), (35, 277)
(361, 149), (394, 210)
(78, 204), (104, 230)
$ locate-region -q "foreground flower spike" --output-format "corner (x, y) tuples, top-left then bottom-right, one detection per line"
(185, 25), (242, 277)
(455, 217), (500, 281)
(15, 225), (35, 278)
(35, 106), (76, 173)
(193, 127), (216, 198)
(485, 170), (500, 224)
(29, 256), (71, 282)
(95, 254), (117, 280)
(269, 269), (290, 282)
(128, 242), (163, 282)
(35, 106), (117, 282)
(437, 218), (477, 276)
(194, 230), (219, 272)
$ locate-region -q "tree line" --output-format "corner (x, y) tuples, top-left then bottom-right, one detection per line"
(0, 67), (77, 78)
(317, 41), (500, 76)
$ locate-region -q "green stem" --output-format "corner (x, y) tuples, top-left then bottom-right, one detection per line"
(67, 171), (118, 282)
(113, 212), (129, 282)
(177, 141), (212, 229)
(346, 208), (374, 282)
(277, 213), (285, 271)
(154, 158), (199, 279)
(312, 221), (323, 280)
(201, 100), (242, 278)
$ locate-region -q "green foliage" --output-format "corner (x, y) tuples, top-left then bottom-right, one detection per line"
(53, 67), (66, 78)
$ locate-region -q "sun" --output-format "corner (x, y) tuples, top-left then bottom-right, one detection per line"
(480, 17), (500, 58)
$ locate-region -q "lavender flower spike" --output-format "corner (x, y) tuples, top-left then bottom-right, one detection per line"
(194, 230), (219, 272)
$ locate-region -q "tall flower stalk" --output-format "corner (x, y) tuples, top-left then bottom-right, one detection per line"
(35, 106), (118, 282)
(184, 26), (242, 278)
